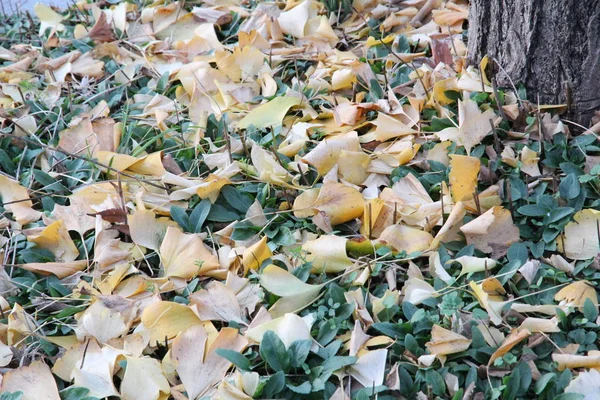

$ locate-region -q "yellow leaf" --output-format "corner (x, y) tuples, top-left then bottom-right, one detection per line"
(251, 145), (292, 185)
(173, 325), (248, 400)
(469, 281), (505, 325)
(28, 220), (79, 262)
(302, 131), (361, 176)
(242, 236), (272, 274)
(0, 175), (42, 225)
(562, 209), (600, 260)
(432, 77), (459, 106)
(238, 97), (302, 129)
(259, 264), (323, 317)
(552, 352), (600, 371)
(302, 235), (353, 273)
(16, 260), (87, 279)
(128, 209), (177, 251)
(449, 154), (480, 202)
(245, 313), (311, 347)
(454, 256), (498, 277)
(555, 280), (598, 311)
(425, 324), (471, 362)
(34, 3), (64, 35)
(489, 328), (530, 365)
(121, 356), (171, 400)
(160, 226), (220, 279)
(436, 98), (497, 154)
(377, 224), (433, 254)
(460, 206), (519, 258)
(312, 181), (365, 225)
(359, 113), (416, 143)
(141, 301), (206, 345)
(0, 361), (61, 400)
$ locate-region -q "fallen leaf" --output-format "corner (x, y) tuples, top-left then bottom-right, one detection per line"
(238, 97), (302, 129)
(436, 97), (496, 154)
(489, 328), (530, 365)
(121, 356), (171, 400)
(555, 280), (598, 311)
(173, 325), (248, 399)
(302, 235), (353, 273)
(0, 361), (61, 400)
(460, 206), (519, 258)
(425, 325), (471, 364)
(562, 209), (600, 260)
(160, 226), (220, 279)
(449, 154), (480, 202)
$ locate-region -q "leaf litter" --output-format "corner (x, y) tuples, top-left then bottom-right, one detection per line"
(0, 0), (599, 399)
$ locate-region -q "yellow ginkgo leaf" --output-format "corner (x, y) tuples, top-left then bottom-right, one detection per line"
(28, 220), (79, 262)
(160, 226), (220, 279)
(259, 264), (323, 317)
(312, 181), (365, 226)
(554, 280), (598, 311)
(173, 325), (248, 400)
(0, 361), (61, 400)
(425, 325), (471, 363)
(562, 209), (600, 260)
(454, 256), (498, 276)
(377, 224), (433, 254)
(302, 131), (361, 176)
(470, 281), (506, 325)
(120, 356), (170, 400)
(488, 328), (530, 365)
(552, 352), (600, 371)
(128, 209), (177, 251)
(436, 98), (497, 154)
(141, 301), (209, 345)
(238, 97), (302, 129)
(520, 146), (541, 177)
(242, 236), (272, 274)
(449, 154), (480, 202)
(34, 3), (65, 35)
(460, 206), (519, 258)
(302, 235), (354, 273)
(16, 260), (87, 279)
(0, 175), (42, 225)
(251, 145), (292, 185)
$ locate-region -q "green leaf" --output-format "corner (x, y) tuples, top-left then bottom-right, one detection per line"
(583, 298), (599, 321)
(259, 331), (291, 372)
(507, 242), (529, 265)
(425, 369), (446, 396)
(517, 204), (548, 217)
(534, 373), (556, 394)
(59, 386), (100, 400)
(547, 207), (575, 223)
(170, 206), (189, 231)
(221, 186), (253, 213)
(207, 204), (239, 222)
(20, 247), (55, 263)
(560, 173), (581, 200)
(215, 349), (252, 371)
(261, 371), (286, 398)
(189, 199), (211, 233)
(0, 392), (23, 400)
(554, 394), (585, 400)
(287, 339), (312, 368)
(287, 381), (311, 394)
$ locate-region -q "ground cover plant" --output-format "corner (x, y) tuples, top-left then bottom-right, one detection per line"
(0, 0), (600, 399)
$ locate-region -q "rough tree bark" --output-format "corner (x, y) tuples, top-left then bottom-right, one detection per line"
(467, 0), (600, 126)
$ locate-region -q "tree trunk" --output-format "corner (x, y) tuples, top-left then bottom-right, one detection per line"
(467, 0), (600, 127)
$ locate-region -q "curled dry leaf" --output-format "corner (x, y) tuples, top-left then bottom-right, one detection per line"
(489, 328), (530, 365)
(554, 280), (598, 311)
(425, 324), (471, 364)
(301, 235), (353, 273)
(460, 206), (520, 258)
